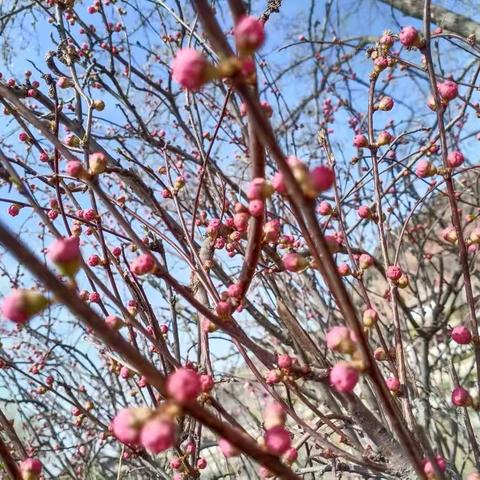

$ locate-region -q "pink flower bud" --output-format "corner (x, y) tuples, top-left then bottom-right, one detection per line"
(271, 171), (287, 194)
(467, 472), (480, 480)
(399, 26), (420, 47)
(377, 96), (394, 111)
(376, 130), (393, 146)
(170, 457), (181, 469)
(263, 219), (281, 243)
(130, 254), (155, 275)
(1, 289), (48, 324)
(326, 326), (356, 354)
(416, 160), (437, 178)
(309, 165), (335, 194)
(363, 308), (378, 327)
(330, 362), (359, 393)
(386, 265), (403, 281)
(140, 417), (176, 453)
(357, 205), (372, 219)
(216, 300), (232, 319)
(447, 150), (464, 168)
(386, 376), (401, 392)
(282, 253), (308, 272)
(284, 447), (298, 463)
(233, 212), (250, 232)
(248, 199), (264, 217)
(264, 426), (291, 455)
(358, 253), (373, 269)
(451, 325), (472, 344)
(277, 354), (293, 370)
(19, 458), (42, 480)
(441, 226), (458, 244)
(66, 160), (85, 178)
(166, 367), (201, 404)
(227, 283), (243, 298)
(266, 369), (282, 385)
(172, 49), (209, 90)
(197, 457), (207, 469)
(89, 152), (107, 174)
(263, 401), (286, 429)
(338, 263), (351, 276)
(353, 134), (368, 148)
(451, 386), (471, 407)
(423, 455), (447, 478)
(8, 204), (20, 217)
(200, 374), (214, 392)
(247, 178), (273, 200)
(218, 438), (239, 457)
(48, 236), (81, 277)
(318, 201), (333, 216)
(437, 80), (458, 101)
(88, 254), (100, 267)
(112, 408), (150, 446)
(235, 16), (265, 52)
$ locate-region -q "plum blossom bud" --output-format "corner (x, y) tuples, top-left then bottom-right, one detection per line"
(376, 130), (393, 146)
(451, 386), (472, 407)
(377, 96), (394, 111)
(166, 368), (201, 404)
(2, 289), (48, 324)
(310, 165), (335, 194)
(112, 407), (152, 446)
(248, 199), (264, 217)
(264, 426), (291, 455)
(416, 160), (437, 178)
(282, 253), (308, 272)
(48, 236), (81, 277)
(89, 152), (107, 175)
(399, 26), (420, 48)
(318, 201), (333, 216)
(338, 263), (351, 276)
(467, 473), (480, 480)
(363, 308), (378, 327)
(330, 362), (359, 393)
(263, 219), (281, 243)
(386, 376), (400, 392)
(8, 204), (21, 216)
(284, 447), (298, 463)
(66, 160), (86, 179)
(200, 374), (214, 393)
(266, 369), (282, 385)
(263, 402), (286, 429)
(358, 253), (373, 270)
(357, 205), (372, 220)
(172, 49), (211, 90)
(277, 354), (293, 370)
(437, 80), (458, 101)
(130, 254), (155, 275)
(234, 16), (265, 53)
(233, 212), (250, 232)
(247, 178), (274, 200)
(57, 76), (73, 88)
(19, 458), (42, 480)
(353, 134), (368, 148)
(447, 150), (464, 169)
(197, 458), (207, 469)
(386, 265), (403, 281)
(218, 438), (239, 457)
(441, 226), (457, 244)
(216, 300), (232, 319)
(423, 455), (447, 478)
(326, 326), (356, 354)
(451, 325), (472, 344)
(271, 171), (287, 194)
(140, 417), (176, 453)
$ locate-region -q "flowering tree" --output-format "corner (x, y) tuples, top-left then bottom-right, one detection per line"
(1, 0), (480, 479)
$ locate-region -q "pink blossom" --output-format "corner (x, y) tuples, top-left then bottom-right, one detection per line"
(310, 165), (335, 193)
(140, 417), (176, 453)
(353, 134), (368, 148)
(282, 253), (308, 272)
(399, 26), (420, 47)
(451, 325), (472, 344)
(48, 236), (80, 264)
(112, 408), (142, 445)
(200, 374), (214, 392)
(451, 386), (471, 407)
(277, 354), (293, 370)
(326, 326), (356, 354)
(235, 16), (265, 52)
(416, 160), (436, 178)
(318, 201), (333, 215)
(264, 401), (286, 429)
(437, 80), (458, 101)
(447, 150), (464, 168)
(386, 265), (403, 281)
(2, 289), (48, 324)
(330, 362), (359, 393)
(386, 376), (400, 392)
(271, 171), (287, 194)
(166, 368), (201, 404)
(357, 205), (371, 219)
(264, 426), (291, 455)
(130, 254), (155, 275)
(19, 458), (42, 479)
(172, 48), (209, 90)
(284, 447), (298, 463)
(66, 160), (84, 178)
